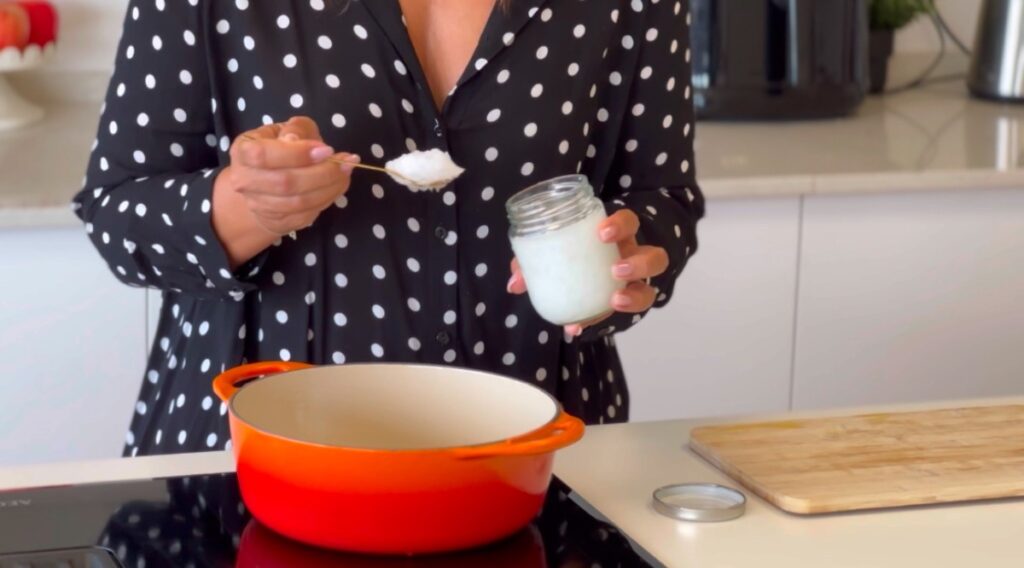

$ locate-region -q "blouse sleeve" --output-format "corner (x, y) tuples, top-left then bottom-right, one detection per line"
(584, 0), (706, 341)
(72, 0), (254, 301)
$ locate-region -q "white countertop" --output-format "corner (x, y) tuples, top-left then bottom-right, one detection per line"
(4, 57), (1024, 228)
(2, 397), (1022, 567)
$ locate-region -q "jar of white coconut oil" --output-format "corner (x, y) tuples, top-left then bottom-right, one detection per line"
(507, 175), (624, 325)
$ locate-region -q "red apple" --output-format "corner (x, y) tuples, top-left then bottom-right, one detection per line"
(16, 1), (56, 46)
(0, 3), (30, 49)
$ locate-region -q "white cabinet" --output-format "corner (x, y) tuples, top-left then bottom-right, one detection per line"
(792, 188), (1024, 409)
(619, 197), (801, 421)
(0, 227), (146, 466)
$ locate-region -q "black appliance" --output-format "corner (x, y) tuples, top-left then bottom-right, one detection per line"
(691, 0), (869, 120)
(0, 473), (659, 567)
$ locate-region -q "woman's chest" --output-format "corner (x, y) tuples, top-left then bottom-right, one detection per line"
(204, 1), (643, 187)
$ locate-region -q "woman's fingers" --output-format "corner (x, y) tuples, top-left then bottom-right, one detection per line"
(507, 258), (527, 295)
(611, 281), (658, 313)
(236, 153), (359, 197)
(232, 137), (334, 170)
(612, 245), (669, 281)
(277, 115), (322, 143)
(598, 209), (641, 243)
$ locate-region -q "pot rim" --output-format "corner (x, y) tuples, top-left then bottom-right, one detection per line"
(225, 362), (567, 455)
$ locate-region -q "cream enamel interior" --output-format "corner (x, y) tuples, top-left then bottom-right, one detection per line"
(230, 364), (560, 450)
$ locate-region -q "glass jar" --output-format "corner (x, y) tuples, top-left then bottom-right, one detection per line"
(506, 175), (624, 326)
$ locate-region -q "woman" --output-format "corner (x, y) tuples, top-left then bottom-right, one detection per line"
(73, 0), (704, 456)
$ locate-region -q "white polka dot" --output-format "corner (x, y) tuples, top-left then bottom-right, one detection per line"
(536, 46), (549, 59)
(332, 351), (346, 364)
(443, 191), (456, 206)
(275, 310), (288, 324)
(475, 263), (488, 277)
(326, 74), (340, 88)
(505, 314), (518, 328)
(318, 35), (333, 49)
(524, 123), (538, 137)
(539, 330), (550, 344)
(290, 94), (304, 108)
(407, 297), (421, 312)
(371, 144), (384, 158)
(610, 71), (622, 86)
(334, 273), (348, 288)
(279, 348), (291, 361)
(503, 32), (515, 45)
(574, 24), (586, 38)
(474, 58), (488, 70)
(474, 341), (485, 355)
(372, 305), (385, 319)
(372, 265), (386, 279)
(486, 108), (502, 122)
(394, 59), (407, 75)
(482, 187), (495, 201)
(369, 103), (383, 118)
(681, 160), (691, 173)
(444, 310), (457, 325)
(152, 35), (163, 51)
(276, 15), (290, 28)
(444, 271), (457, 285)
(625, 139), (639, 152)
(134, 203), (147, 217)
(408, 337), (421, 351)
(353, 24), (368, 39)
(558, 140), (570, 154)
(179, 70), (192, 84)
(656, 152), (668, 166)
(562, 101), (574, 115)
(177, 430), (187, 445)
(536, 368), (548, 381)
(133, 150), (146, 164)
(622, 35), (635, 49)
(333, 313), (347, 327)
(283, 53), (298, 68)
(371, 343), (384, 358)
(497, 69), (511, 84)
(568, 62), (580, 76)
(502, 353), (516, 365)
(304, 252), (317, 266)
(476, 225), (490, 239)
(475, 302), (487, 316)
(361, 64), (376, 78)
(521, 162), (534, 176)
(541, 7), (553, 21)
(145, 74), (156, 89)
(407, 258), (421, 272)
(530, 83), (544, 98)
(244, 35), (256, 50)
(485, 147), (499, 161)
(311, 0), (325, 9)
(373, 224), (386, 239)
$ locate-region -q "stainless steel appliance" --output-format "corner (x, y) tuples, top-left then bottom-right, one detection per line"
(968, 0), (1024, 101)
(691, 0), (869, 120)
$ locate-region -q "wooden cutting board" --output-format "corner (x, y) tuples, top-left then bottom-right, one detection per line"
(689, 404), (1024, 514)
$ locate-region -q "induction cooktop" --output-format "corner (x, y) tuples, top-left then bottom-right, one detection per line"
(0, 473), (659, 567)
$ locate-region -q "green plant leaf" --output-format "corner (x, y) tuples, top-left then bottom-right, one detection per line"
(869, 0), (933, 30)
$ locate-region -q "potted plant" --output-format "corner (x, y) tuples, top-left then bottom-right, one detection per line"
(869, 0), (932, 93)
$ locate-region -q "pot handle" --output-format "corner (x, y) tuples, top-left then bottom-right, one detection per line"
(452, 412), (585, 460)
(212, 361), (313, 402)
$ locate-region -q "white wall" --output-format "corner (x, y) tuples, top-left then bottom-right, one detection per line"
(897, 0), (980, 53)
(40, 0), (979, 76)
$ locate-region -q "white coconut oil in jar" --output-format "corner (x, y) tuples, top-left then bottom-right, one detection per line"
(507, 175), (624, 326)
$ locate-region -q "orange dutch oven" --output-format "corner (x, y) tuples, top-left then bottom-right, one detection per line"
(212, 361), (585, 555)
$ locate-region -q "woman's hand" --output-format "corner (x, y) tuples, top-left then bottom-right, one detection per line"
(507, 209), (669, 337)
(212, 117), (360, 267)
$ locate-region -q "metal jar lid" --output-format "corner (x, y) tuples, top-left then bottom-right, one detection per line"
(652, 483), (747, 522)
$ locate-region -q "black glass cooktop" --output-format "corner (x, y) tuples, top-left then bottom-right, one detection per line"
(0, 473), (659, 567)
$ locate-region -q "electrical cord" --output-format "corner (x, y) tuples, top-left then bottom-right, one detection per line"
(932, 2), (972, 55)
(883, 9), (947, 93)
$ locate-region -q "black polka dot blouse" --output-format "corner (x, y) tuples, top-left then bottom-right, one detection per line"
(73, 0), (705, 457)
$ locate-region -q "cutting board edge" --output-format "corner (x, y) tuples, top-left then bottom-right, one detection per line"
(688, 436), (821, 515)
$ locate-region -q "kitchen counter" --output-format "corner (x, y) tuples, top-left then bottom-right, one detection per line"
(3, 397), (1022, 567)
(4, 57), (1024, 227)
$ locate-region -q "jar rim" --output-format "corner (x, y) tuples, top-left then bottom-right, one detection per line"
(506, 175), (600, 237)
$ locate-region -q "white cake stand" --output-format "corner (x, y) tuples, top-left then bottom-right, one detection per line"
(0, 42), (55, 130)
